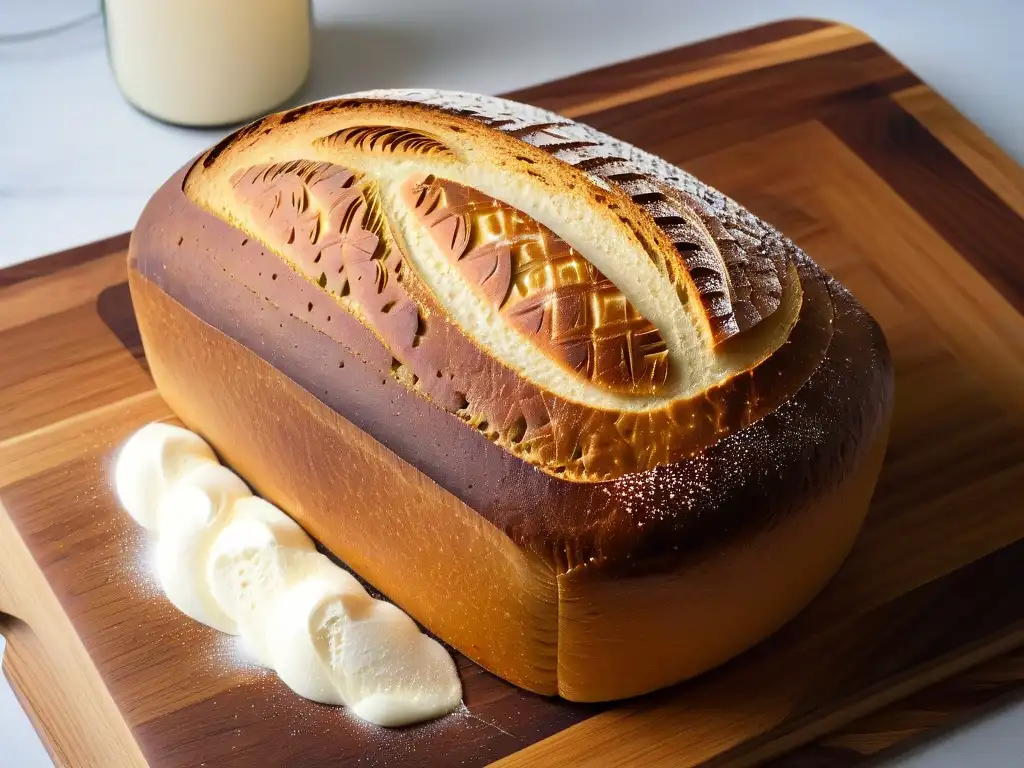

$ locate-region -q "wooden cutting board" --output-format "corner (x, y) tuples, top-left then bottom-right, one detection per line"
(3, 18), (1024, 768)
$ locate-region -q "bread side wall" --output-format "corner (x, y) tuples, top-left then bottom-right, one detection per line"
(129, 268), (561, 694)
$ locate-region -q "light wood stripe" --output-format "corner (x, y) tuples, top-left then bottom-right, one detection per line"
(0, 389), (164, 487)
(893, 85), (1024, 219)
(561, 25), (868, 119)
(0, 509), (147, 767)
(808, 124), (1024, 414)
(689, 121), (1024, 415)
(0, 251), (126, 334)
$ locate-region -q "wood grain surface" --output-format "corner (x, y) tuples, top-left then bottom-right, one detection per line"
(2, 18), (1024, 767)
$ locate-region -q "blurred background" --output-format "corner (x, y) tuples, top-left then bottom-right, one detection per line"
(2, 0), (1023, 765)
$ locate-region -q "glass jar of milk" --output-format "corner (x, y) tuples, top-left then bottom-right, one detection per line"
(103, 0), (311, 127)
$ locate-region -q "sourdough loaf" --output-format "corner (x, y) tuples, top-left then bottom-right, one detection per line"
(128, 90), (893, 702)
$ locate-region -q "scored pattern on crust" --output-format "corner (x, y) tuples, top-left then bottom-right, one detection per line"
(320, 125), (458, 160)
(230, 159), (672, 397)
(231, 160), (432, 362)
(184, 91), (824, 481)
(344, 90), (792, 344)
(404, 174), (669, 394)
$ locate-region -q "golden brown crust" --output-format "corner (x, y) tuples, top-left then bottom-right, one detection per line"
(128, 90), (894, 701)
(129, 271), (559, 693)
(556, 420), (890, 701)
(130, 163), (887, 576)
(128, 264), (890, 701)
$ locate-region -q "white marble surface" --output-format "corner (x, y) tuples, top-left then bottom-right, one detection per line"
(1, 0), (1022, 765)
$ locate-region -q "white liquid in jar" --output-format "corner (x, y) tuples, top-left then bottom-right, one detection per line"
(104, 0), (311, 127)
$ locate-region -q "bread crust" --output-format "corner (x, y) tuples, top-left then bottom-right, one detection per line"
(128, 91), (894, 699)
(180, 95), (815, 485)
(128, 266), (890, 700)
(128, 271), (560, 693)
(131, 161), (889, 575)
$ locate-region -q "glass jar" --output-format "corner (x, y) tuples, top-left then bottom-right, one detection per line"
(103, 0), (311, 127)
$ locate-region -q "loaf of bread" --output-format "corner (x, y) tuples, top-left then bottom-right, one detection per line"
(128, 90), (893, 702)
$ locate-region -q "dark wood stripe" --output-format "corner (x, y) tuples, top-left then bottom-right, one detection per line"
(768, 650), (1024, 767)
(135, 678), (523, 768)
(789, 541), (1024, 718)
(0, 232), (130, 290)
(135, 657), (599, 768)
(824, 97), (1024, 313)
(702, 534), (1024, 767)
(573, 44), (917, 164)
(505, 19), (834, 112)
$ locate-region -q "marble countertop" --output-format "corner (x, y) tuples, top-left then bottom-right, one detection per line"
(1, 1), (1022, 765)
